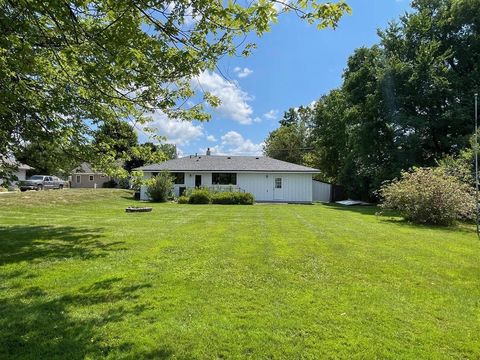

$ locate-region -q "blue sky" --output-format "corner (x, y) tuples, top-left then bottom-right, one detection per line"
(147, 0), (412, 157)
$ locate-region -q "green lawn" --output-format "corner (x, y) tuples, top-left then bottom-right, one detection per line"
(0, 189), (479, 359)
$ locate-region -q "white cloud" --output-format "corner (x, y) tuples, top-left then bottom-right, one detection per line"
(221, 131), (264, 155)
(200, 144), (225, 155)
(206, 134), (217, 142)
(272, 0), (290, 12)
(200, 131), (264, 155)
(221, 131), (245, 146)
(200, 131), (263, 156)
(166, 2), (202, 26)
(233, 66), (253, 78)
(195, 71), (254, 125)
(176, 146), (185, 157)
(263, 109), (279, 120)
(183, 6), (202, 25)
(146, 111), (204, 146)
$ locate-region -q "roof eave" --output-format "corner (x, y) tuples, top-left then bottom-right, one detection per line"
(138, 169), (320, 173)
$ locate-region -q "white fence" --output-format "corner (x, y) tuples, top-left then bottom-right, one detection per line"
(312, 180), (331, 202)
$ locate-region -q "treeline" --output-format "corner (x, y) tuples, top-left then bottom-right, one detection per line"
(15, 119), (177, 179)
(264, 0), (480, 200)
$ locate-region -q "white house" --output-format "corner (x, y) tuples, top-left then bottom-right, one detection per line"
(0, 159), (33, 188)
(136, 153), (323, 203)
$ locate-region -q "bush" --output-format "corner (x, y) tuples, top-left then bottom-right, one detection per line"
(437, 148), (474, 186)
(130, 171), (144, 191)
(118, 178), (130, 189)
(145, 171), (174, 202)
(102, 179), (117, 188)
(188, 189), (211, 204)
(379, 167), (474, 226)
(211, 191), (254, 205)
(210, 192), (235, 204)
(237, 192), (255, 205)
(183, 189), (255, 205)
(177, 196), (189, 204)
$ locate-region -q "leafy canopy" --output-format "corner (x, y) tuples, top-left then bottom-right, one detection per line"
(265, 0), (480, 200)
(0, 0), (350, 179)
(263, 106), (313, 165)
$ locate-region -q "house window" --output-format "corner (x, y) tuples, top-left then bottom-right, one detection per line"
(172, 172), (185, 185)
(275, 178), (282, 189)
(76, 175), (81, 183)
(212, 173), (237, 185)
(89, 175), (94, 181)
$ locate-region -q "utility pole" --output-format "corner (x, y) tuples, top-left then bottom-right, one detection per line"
(475, 93), (479, 238)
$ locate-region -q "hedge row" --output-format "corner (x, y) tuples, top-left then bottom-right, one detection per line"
(211, 191), (254, 205)
(178, 188), (254, 205)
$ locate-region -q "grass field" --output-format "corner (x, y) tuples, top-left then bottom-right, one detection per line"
(0, 189), (479, 359)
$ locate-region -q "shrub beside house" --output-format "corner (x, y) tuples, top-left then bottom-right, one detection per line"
(181, 188), (254, 205)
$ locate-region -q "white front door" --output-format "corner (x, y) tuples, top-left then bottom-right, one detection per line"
(273, 176), (284, 200)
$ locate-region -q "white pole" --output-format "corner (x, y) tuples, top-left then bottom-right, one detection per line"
(475, 93), (479, 238)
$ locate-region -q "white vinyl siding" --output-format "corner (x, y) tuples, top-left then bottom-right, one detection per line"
(140, 171), (313, 202)
(0, 169), (27, 188)
(237, 173), (312, 202)
(312, 180), (331, 202)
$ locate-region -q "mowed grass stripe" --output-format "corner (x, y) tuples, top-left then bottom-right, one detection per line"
(0, 190), (479, 359)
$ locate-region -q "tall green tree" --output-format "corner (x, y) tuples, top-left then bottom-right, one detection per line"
(339, 46), (397, 198)
(124, 142), (177, 172)
(15, 140), (86, 177)
(263, 106), (312, 165)
(292, 0), (480, 199)
(380, 0), (479, 164)
(309, 89), (349, 183)
(94, 120), (138, 160)
(0, 0), (350, 181)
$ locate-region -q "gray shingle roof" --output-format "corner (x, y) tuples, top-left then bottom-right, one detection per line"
(72, 161), (123, 174)
(72, 162), (95, 173)
(3, 158), (33, 170)
(135, 156), (319, 173)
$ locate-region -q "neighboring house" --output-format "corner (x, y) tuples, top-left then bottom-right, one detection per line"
(135, 151), (323, 203)
(0, 159), (33, 188)
(70, 163), (112, 188)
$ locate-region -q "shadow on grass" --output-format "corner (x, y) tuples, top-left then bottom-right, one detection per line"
(0, 277), (176, 359)
(378, 217), (476, 234)
(0, 225), (126, 265)
(321, 203), (379, 216)
(120, 195), (137, 200)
